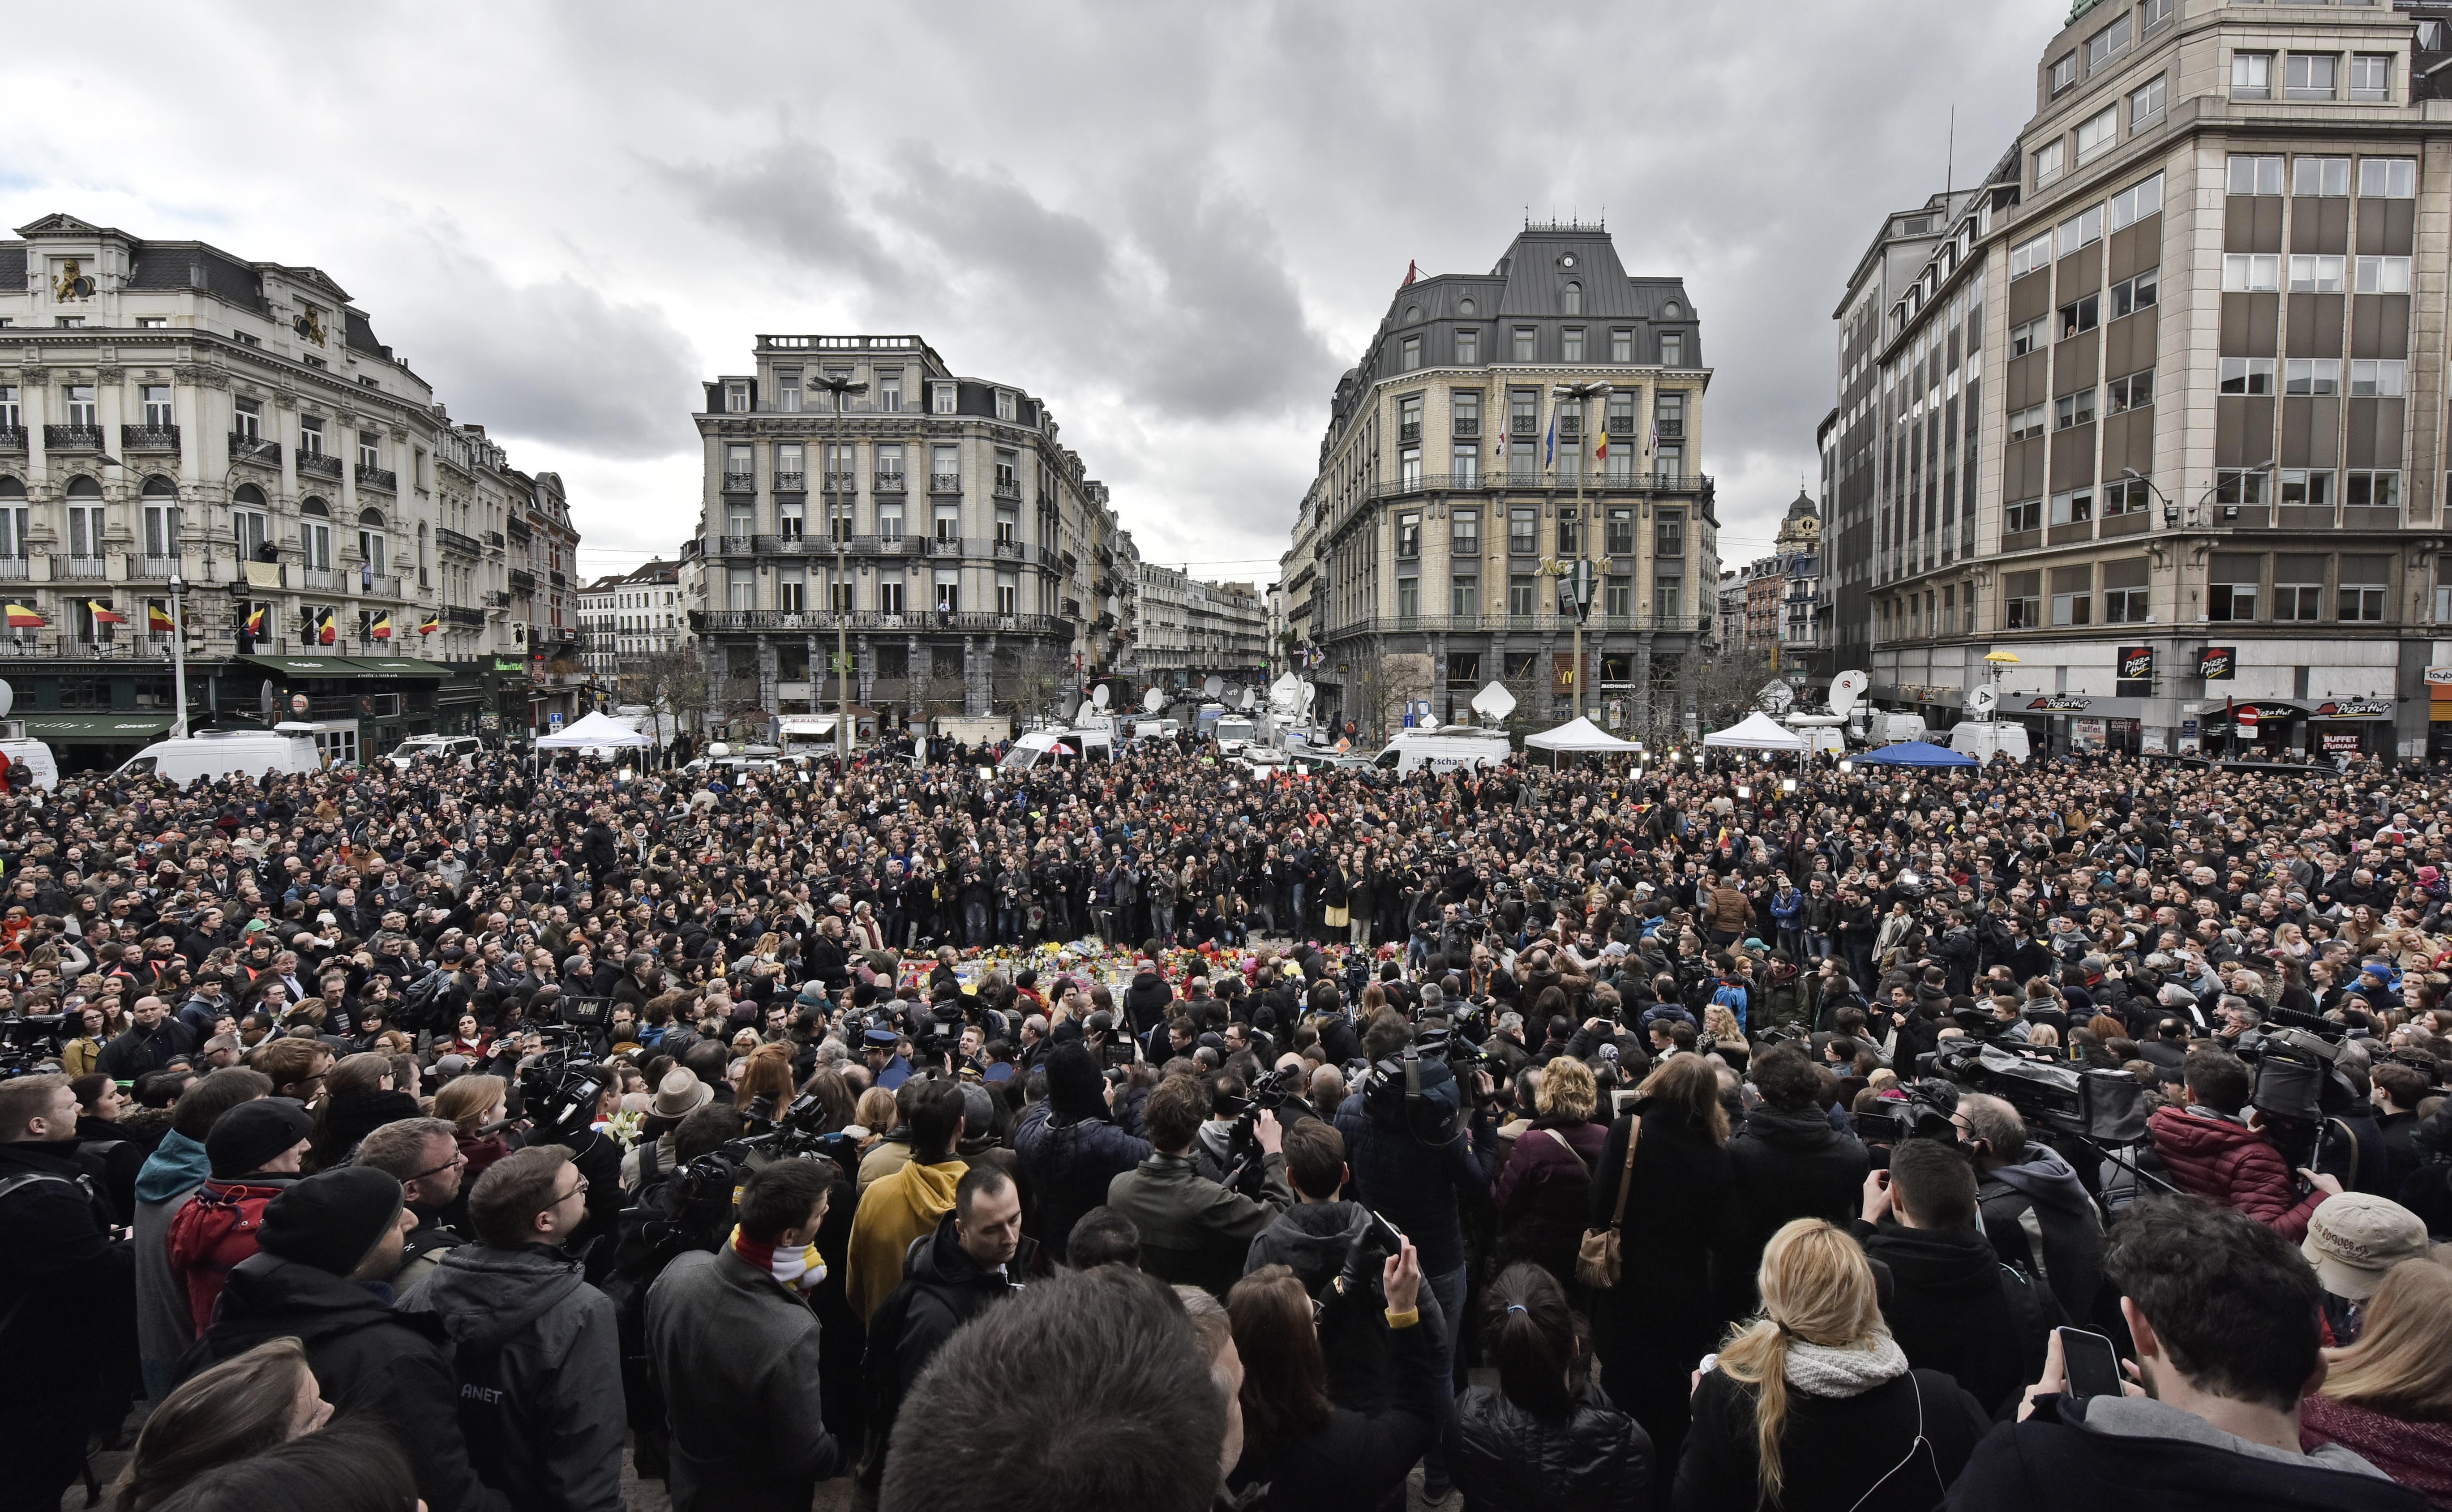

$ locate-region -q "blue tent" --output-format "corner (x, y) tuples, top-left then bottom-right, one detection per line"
(1853, 739), (1977, 767)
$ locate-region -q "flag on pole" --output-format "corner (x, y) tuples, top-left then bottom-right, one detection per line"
(1543, 413), (1555, 468)
(87, 600), (126, 625)
(244, 605), (266, 637)
(317, 608), (337, 645)
(1400, 259), (1419, 287)
(1595, 431), (1608, 462)
(147, 603), (176, 633)
(4, 603), (44, 629)
(418, 611), (441, 635)
(370, 612), (392, 640)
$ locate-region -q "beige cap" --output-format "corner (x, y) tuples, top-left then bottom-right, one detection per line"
(2302, 1193), (2429, 1300)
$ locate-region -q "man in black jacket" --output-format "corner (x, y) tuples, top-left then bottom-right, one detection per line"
(857, 1164), (1027, 1494)
(1722, 1045), (1867, 1314)
(1858, 1136), (2051, 1418)
(0, 1074), (135, 1512)
(1012, 1044), (1151, 1259)
(1957, 1093), (2106, 1324)
(1946, 1196), (2425, 1512)
(189, 1165), (507, 1512)
(397, 1146), (626, 1512)
(99, 994), (195, 1082)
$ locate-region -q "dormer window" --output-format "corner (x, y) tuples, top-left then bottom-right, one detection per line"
(995, 389), (1016, 422)
(1562, 282), (1581, 315)
(933, 383), (957, 415)
(725, 383), (749, 414)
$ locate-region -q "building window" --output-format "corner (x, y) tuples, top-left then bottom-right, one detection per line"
(2050, 565), (2092, 626)
(0, 385), (16, 431)
(2050, 52), (2076, 94)
(2338, 555), (2389, 621)
(2057, 204), (2105, 258)
(1508, 507), (1537, 556)
(1401, 335), (1422, 370)
(2010, 234), (2052, 279)
(2008, 316), (2047, 358)
(2058, 294), (2100, 339)
(2004, 570), (2040, 628)
(135, 316), (166, 329)
(2347, 470), (2400, 512)
(1556, 508), (1580, 556)
(2349, 360), (2406, 398)
(2008, 404), (2047, 441)
(140, 385), (172, 428)
(2232, 52), (2273, 102)
(2284, 360), (2341, 397)
(1452, 509), (1479, 556)
(932, 383), (956, 415)
(1659, 331), (1684, 366)
(2086, 12), (2130, 73)
(2103, 558), (2149, 622)
(1605, 507), (1634, 557)
(2287, 254), (2346, 293)
(2034, 139), (2064, 187)
(2075, 106), (2118, 165)
(234, 397), (261, 439)
(2109, 173), (2163, 230)
(2279, 469), (2334, 507)
(2287, 53), (2339, 102)
(1655, 509), (1686, 558)
(2351, 53), (2392, 103)
(2050, 487), (2094, 527)
(1396, 577), (1419, 618)
(2294, 157), (2351, 198)
(1513, 327), (1537, 362)
(2216, 470), (2268, 508)
(2055, 389), (2098, 431)
(725, 383), (749, 414)
(2228, 154), (2285, 197)
(2006, 497), (2042, 534)
(1452, 442), (1479, 485)
(300, 502), (332, 572)
(1451, 575), (1478, 617)
(994, 389), (1015, 422)
(2130, 76), (2168, 129)
(2359, 157), (2417, 197)
(1508, 575), (1535, 617)
(776, 368), (801, 413)
(2106, 369), (2154, 414)
(1456, 329), (1478, 364)
(64, 385), (96, 428)
(995, 505), (1018, 544)
(1561, 328), (1584, 362)
(2272, 555), (2324, 621)
(2221, 253), (2280, 292)
(1562, 282), (1581, 315)
(2354, 255), (2412, 294)
(1396, 511), (1421, 559)
(1610, 329), (1633, 362)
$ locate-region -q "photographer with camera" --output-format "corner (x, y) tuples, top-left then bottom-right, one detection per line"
(1013, 1042), (1151, 1260)
(2149, 1046), (2336, 1242)
(1108, 1072), (1291, 1298)
(1955, 1093), (2107, 1329)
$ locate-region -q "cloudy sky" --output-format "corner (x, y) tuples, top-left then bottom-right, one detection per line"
(2, 0), (2063, 585)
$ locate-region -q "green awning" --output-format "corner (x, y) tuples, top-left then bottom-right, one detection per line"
(14, 714), (176, 741)
(242, 655), (450, 681)
(349, 658), (451, 680)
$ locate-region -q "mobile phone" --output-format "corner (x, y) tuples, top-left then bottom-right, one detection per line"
(2056, 1326), (2124, 1405)
(1369, 1208), (1406, 1251)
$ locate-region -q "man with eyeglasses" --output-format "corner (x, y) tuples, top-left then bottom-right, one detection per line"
(399, 1144), (626, 1512)
(355, 1116), (472, 1291)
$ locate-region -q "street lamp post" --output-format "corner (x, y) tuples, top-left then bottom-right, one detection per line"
(813, 372), (868, 769)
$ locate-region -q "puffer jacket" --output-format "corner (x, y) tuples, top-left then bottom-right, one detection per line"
(2148, 1105), (2324, 1241)
(1449, 1383), (1653, 1512)
(396, 1243), (626, 1512)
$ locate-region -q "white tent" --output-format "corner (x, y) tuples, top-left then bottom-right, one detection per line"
(1524, 716), (1637, 754)
(1702, 712), (1808, 750)
(535, 711), (651, 751)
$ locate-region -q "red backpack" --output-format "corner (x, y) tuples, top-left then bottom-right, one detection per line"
(164, 1178), (287, 1336)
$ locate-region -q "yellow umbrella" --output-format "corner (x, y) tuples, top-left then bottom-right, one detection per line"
(1983, 651), (2021, 663)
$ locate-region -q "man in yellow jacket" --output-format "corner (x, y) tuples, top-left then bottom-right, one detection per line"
(845, 1077), (969, 1321)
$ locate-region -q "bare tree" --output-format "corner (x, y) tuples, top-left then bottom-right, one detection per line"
(1681, 645), (1786, 734)
(629, 646), (715, 734)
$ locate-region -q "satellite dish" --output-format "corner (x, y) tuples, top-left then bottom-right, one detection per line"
(259, 680), (276, 717)
(1967, 686), (1999, 716)
(1059, 699), (1079, 724)
(1240, 687), (1256, 711)
(1269, 672), (1303, 708)
(1758, 680), (1795, 715)
(1300, 681), (1317, 708)
(1202, 675), (1224, 699)
(1470, 680), (1517, 723)
(1418, 714), (1439, 731)
(0, 681), (13, 720)
(1142, 687), (1165, 713)
(1091, 684), (1110, 710)
(1828, 670), (1870, 718)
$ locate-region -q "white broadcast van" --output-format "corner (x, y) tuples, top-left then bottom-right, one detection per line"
(1372, 726), (1513, 775)
(116, 723), (330, 784)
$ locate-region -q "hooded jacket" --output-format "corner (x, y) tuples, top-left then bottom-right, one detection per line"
(1978, 1142), (2106, 1324)
(395, 1243), (626, 1512)
(1449, 1383), (1653, 1512)
(1858, 1218), (2053, 1418)
(1244, 1199), (1451, 1415)
(189, 1251), (507, 1512)
(844, 1155), (965, 1321)
(1945, 1389), (2424, 1512)
(2148, 1105), (2324, 1241)
(1723, 1102), (1869, 1312)
(164, 1173), (299, 1335)
(1011, 1099), (1150, 1261)
(858, 1212), (1024, 1487)
(131, 1130), (214, 1398)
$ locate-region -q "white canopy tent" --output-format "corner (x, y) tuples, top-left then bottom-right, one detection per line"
(1702, 712), (1808, 751)
(1524, 716), (1638, 754)
(535, 711), (651, 752)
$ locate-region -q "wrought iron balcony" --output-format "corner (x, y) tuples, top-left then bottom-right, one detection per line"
(873, 471), (907, 493)
(355, 464), (397, 491)
(45, 425), (103, 450)
(122, 424), (181, 452)
(1452, 417), (1480, 437)
(296, 449), (341, 479)
(485, 531), (506, 549)
(721, 471), (755, 494)
(445, 605), (486, 627)
(229, 433), (280, 465)
(1398, 421), (1421, 442)
(992, 539), (1025, 561)
(926, 535), (964, 557)
(1510, 416), (1540, 437)
(436, 526), (482, 557)
(930, 473), (962, 494)
(691, 609), (1062, 635)
(508, 569), (537, 596)
(824, 471), (858, 493)
(772, 471), (807, 493)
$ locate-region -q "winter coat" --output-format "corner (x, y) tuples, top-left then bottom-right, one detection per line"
(131, 1129), (212, 1390)
(1722, 1104), (1868, 1313)
(2301, 1396), (2452, 1511)
(1857, 1219), (2052, 1418)
(1334, 1064), (1501, 1279)
(1702, 886), (1753, 935)
(189, 1252), (507, 1512)
(1946, 1389), (2426, 1512)
(1106, 1152), (1293, 1297)
(2148, 1105), (2325, 1240)
(0, 1140), (133, 1452)
(861, 1212), (1024, 1477)
(1587, 1098), (1735, 1383)
(1678, 1364), (1990, 1512)
(1978, 1143), (2107, 1326)
(1492, 1116), (1606, 1281)
(1449, 1383), (1654, 1512)
(844, 1156), (965, 1322)
(645, 1244), (841, 1512)
(395, 1243), (626, 1512)
(1011, 1101), (1151, 1262)
(1244, 1200), (1449, 1414)
(1122, 970), (1175, 1034)
(164, 1174), (299, 1335)
(1226, 1300), (1440, 1512)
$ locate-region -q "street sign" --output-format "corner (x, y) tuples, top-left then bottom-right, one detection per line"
(549, 711), (563, 729)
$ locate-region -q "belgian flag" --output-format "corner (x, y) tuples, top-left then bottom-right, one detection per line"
(369, 612), (393, 641)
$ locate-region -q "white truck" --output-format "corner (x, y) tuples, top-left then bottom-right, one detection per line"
(1372, 726), (1513, 775)
(1948, 722), (2032, 763)
(996, 727), (1116, 771)
(117, 724), (330, 783)
(1854, 710), (1929, 747)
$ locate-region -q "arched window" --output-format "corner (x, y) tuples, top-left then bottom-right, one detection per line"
(0, 477), (23, 500)
(300, 496), (330, 517)
(141, 475), (177, 497)
(1563, 282), (1582, 315)
(232, 482), (270, 560)
(357, 510), (387, 579)
(64, 475), (102, 499)
(64, 476), (103, 561)
(299, 497), (332, 572)
(140, 476), (181, 559)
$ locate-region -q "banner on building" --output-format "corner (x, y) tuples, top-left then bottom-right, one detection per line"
(2197, 647), (2235, 680)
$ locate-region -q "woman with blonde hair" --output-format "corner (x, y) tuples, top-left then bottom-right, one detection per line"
(2301, 1259), (2452, 1506)
(848, 1084), (899, 1146)
(1492, 1056), (1607, 1285)
(1678, 1218), (1989, 1510)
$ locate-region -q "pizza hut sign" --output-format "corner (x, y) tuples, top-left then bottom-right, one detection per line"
(2311, 697), (2393, 720)
(2023, 696), (2094, 712)
(2118, 646), (2154, 681)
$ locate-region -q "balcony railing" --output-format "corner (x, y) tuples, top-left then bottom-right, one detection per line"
(301, 568), (341, 592)
(772, 471), (807, 493)
(549, 570), (566, 588)
(930, 473), (961, 493)
(874, 471), (906, 493)
(484, 591), (511, 608)
(721, 471), (755, 494)
(1398, 421), (1422, 442)
(131, 554), (182, 579)
(0, 557), (27, 580)
(355, 464), (396, 491)
(992, 539), (1025, 561)
(122, 424), (181, 452)
(296, 449), (341, 479)
(228, 433), (279, 465)
(994, 477), (1022, 500)
(436, 526), (482, 557)
(52, 553), (108, 580)
(691, 609), (1063, 635)
(45, 425), (103, 450)
(485, 531), (506, 549)
(1452, 417), (1480, 437)
(824, 471), (857, 493)
(926, 535), (963, 557)
(1510, 416), (1540, 437)
(1337, 610), (1708, 637)
(445, 605), (486, 627)
(358, 573), (400, 598)
(507, 570), (537, 596)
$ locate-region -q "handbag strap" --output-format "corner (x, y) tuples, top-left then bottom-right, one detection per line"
(1608, 1116), (1642, 1229)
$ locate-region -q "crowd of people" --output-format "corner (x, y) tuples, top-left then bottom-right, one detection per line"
(2, 729), (2452, 1511)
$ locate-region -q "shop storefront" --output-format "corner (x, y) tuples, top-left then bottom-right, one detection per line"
(2197, 700), (2305, 757)
(2305, 697), (2398, 759)
(2430, 668), (2452, 762)
(2004, 694), (2150, 755)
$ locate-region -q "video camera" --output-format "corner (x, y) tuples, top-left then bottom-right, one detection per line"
(0, 1013), (66, 1076)
(1928, 1038), (2148, 1146)
(1851, 1077), (1960, 1144)
(517, 1031), (611, 1139)
(1219, 1065), (1301, 1196)
(2234, 1023), (2358, 1126)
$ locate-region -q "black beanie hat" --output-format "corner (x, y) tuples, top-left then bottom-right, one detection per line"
(1044, 1041), (1106, 1122)
(257, 1167), (405, 1277)
(206, 1097), (314, 1179)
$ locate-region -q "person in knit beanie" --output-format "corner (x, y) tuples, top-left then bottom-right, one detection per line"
(164, 1097), (313, 1334)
